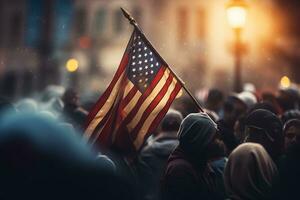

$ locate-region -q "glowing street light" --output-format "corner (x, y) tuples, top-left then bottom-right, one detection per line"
(66, 58), (79, 72)
(226, 0), (248, 92)
(280, 76), (291, 89)
(227, 0), (248, 29)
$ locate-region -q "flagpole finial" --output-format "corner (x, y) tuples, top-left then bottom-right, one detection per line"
(120, 7), (138, 27)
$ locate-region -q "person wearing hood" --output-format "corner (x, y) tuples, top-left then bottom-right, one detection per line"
(276, 121), (300, 199)
(224, 143), (278, 200)
(136, 109), (183, 200)
(244, 109), (284, 162)
(161, 113), (226, 200)
(0, 112), (136, 200)
(283, 119), (300, 151)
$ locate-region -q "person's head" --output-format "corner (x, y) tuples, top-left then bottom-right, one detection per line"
(261, 92), (282, 115)
(244, 109), (283, 160)
(161, 109), (183, 133)
(174, 96), (200, 118)
(283, 119), (300, 150)
(281, 109), (300, 125)
(224, 143), (278, 200)
(62, 88), (79, 107)
(277, 88), (300, 112)
(178, 113), (224, 164)
(0, 112), (118, 199)
(205, 89), (224, 112)
(248, 102), (278, 116)
(235, 91), (257, 109)
(223, 95), (248, 126)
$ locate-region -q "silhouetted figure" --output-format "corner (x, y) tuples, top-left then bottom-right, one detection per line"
(244, 109), (284, 162)
(281, 109), (300, 125)
(205, 89), (224, 115)
(136, 109), (183, 200)
(173, 96), (200, 118)
(0, 113), (136, 200)
(161, 113), (226, 200)
(277, 133), (300, 199)
(224, 143), (278, 200)
(283, 119), (300, 151)
(277, 88), (300, 113)
(61, 88), (88, 131)
(218, 95), (249, 154)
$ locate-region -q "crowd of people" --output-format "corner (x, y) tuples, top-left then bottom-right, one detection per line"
(1, 84), (300, 200)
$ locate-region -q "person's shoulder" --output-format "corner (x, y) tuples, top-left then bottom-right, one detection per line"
(166, 155), (196, 177)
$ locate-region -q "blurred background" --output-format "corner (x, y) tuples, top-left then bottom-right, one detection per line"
(0, 0), (299, 101)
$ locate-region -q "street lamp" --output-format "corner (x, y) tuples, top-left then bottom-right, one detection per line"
(226, 0), (248, 92)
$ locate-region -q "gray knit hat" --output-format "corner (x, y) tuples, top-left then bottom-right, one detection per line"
(178, 113), (217, 154)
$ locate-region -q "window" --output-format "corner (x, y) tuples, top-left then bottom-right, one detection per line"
(177, 7), (188, 44)
(10, 13), (22, 47)
(74, 8), (87, 37)
(113, 10), (123, 34)
(93, 8), (107, 36)
(196, 8), (206, 39)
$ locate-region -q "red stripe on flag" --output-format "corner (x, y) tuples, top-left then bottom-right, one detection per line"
(112, 66), (167, 142)
(114, 86), (138, 133)
(144, 83), (182, 143)
(120, 86), (138, 110)
(93, 98), (121, 149)
(84, 53), (129, 129)
(130, 73), (175, 140)
(89, 104), (114, 143)
(93, 76), (128, 149)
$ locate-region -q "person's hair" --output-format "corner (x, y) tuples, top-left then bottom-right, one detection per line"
(281, 110), (300, 125)
(283, 119), (300, 133)
(248, 102), (278, 115)
(174, 96), (200, 118)
(205, 89), (224, 108)
(245, 109), (284, 160)
(161, 109), (183, 132)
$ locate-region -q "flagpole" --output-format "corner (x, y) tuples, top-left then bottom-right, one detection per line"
(120, 7), (204, 112)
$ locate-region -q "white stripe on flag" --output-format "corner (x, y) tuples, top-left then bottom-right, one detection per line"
(126, 69), (171, 131)
(85, 72), (125, 139)
(133, 77), (178, 148)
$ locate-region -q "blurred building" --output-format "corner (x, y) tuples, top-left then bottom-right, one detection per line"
(65, 0), (280, 94)
(0, 0), (290, 99)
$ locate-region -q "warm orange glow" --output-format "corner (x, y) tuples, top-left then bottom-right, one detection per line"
(66, 58), (79, 72)
(227, 6), (247, 29)
(280, 76), (291, 88)
(226, 1), (248, 29)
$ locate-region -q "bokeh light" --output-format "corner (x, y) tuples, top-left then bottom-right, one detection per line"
(280, 76), (291, 88)
(79, 36), (91, 49)
(66, 58), (79, 72)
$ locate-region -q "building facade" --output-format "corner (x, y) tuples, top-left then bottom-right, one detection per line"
(0, 0), (283, 99)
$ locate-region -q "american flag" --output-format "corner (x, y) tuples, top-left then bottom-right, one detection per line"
(84, 30), (182, 156)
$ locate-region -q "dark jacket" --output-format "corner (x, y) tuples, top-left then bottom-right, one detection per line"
(276, 143), (300, 199)
(161, 147), (225, 200)
(137, 134), (179, 200)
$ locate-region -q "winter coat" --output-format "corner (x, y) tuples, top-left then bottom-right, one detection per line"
(136, 134), (179, 200)
(161, 147), (225, 200)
